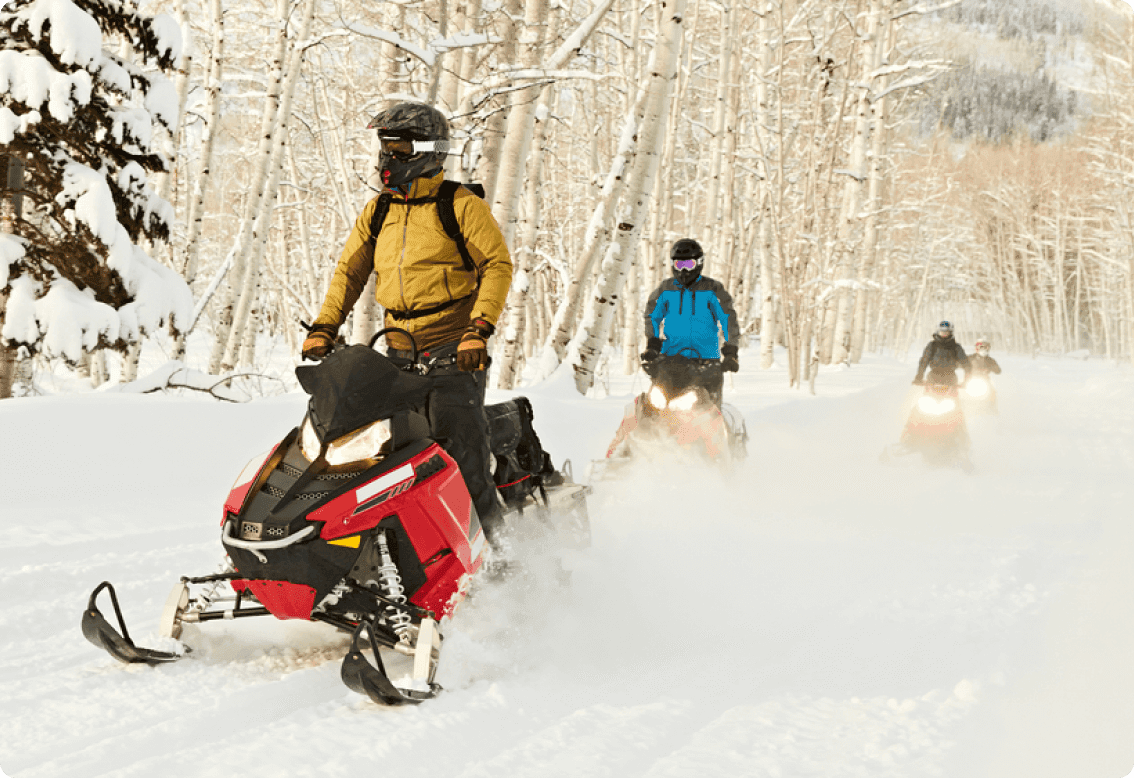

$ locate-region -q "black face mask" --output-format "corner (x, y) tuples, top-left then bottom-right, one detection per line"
(673, 267), (702, 286)
(380, 153), (442, 189)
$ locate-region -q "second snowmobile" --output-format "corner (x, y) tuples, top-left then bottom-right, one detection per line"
(82, 331), (590, 705)
(591, 354), (748, 480)
(882, 383), (972, 470)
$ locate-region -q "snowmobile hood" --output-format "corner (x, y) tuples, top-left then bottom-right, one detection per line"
(296, 345), (431, 444)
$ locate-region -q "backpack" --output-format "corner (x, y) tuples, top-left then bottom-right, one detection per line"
(367, 181), (485, 321)
(484, 397), (556, 509)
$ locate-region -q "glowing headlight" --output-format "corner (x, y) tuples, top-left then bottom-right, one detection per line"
(966, 379), (989, 398)
(648, 385), (668, 410)
(917, 396), (956, 415)
(300, 417), (393, 466)
(668, 391), (698, 412)
(300, 417), (322, 461)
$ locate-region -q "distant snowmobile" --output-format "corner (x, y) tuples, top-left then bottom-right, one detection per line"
(591, 354), (747, 480)
(961, 375), (997, 415)
(81, 331), (589, 706)
(881, 383), (972, 471)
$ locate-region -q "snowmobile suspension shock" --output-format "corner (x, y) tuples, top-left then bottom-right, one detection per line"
(184, 558), (236, 619)
(376, 531), (413, 640)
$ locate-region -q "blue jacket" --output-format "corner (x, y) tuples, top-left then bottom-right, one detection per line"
(643, 276), (739, 359)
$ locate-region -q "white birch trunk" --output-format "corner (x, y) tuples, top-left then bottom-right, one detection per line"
(849, 7), (893, 362)
(544, 87), (647, 361)
(471, 0), (521, 203)
(829, 0), (884, 364)
(208, 0), (290, 374)
(566, 0), (687, 394)
(172, 0), (223, 362)
(220, 0), (317, 371)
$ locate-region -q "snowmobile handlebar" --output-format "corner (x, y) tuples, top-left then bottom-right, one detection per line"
(369, 327), (419, 365)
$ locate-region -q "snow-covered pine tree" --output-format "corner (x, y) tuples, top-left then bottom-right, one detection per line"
(0, 0), (193, 397)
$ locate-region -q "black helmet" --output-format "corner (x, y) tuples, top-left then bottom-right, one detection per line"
(367, 102), (451, 189)
(670, 238), (704, 286)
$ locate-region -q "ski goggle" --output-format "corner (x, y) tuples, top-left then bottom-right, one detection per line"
(379, 137), (451, 159)
(673, 259), (700, 271)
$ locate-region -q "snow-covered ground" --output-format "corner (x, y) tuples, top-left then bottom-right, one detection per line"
(2, 350), (1134, 777)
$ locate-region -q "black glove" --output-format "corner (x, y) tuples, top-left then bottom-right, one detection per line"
(721, 343), (739, 373)
(640, 337), (663, 365)
(457, 318), (494, 372)
(301, 324), (337, 361)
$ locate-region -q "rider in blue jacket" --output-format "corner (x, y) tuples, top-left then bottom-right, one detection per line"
(641, 238), (740, 404)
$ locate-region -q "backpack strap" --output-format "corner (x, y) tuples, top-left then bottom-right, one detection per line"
(436, 180), (477, 275)
(367, 192), (393, 244)
(366, 182), (480, 276)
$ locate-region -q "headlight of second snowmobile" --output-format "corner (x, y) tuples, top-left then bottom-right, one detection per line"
(966, 378), (989, 398)
(917, 396), (956, 415)
(300, 418), (393, 465)
(648, 385), (668, 410)
(668, 391), (697, 412)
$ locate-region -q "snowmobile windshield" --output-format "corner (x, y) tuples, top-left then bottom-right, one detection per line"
(645, 355), (721, 406)
(295, 345), (431, 445)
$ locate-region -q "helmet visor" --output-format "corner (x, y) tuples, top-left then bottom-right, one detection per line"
(380, 137), (415, 160)
(673, 259), (699, 271)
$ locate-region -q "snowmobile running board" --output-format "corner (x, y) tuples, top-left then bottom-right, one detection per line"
(81, 581), (182, 665)
(341, 620), (442, 706)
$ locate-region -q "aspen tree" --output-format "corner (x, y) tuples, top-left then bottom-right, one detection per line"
(567, 0), (688, 393)
(219, 0), (317, 372)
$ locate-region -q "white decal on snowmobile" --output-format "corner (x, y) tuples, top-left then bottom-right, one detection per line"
(355, 463), (415, 503)
(469, 529), (486, 561)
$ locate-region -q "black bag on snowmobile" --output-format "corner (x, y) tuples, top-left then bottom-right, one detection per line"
(485, 397), (557, 509)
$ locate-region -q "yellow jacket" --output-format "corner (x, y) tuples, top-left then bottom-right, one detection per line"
(313, 172), (512, 351)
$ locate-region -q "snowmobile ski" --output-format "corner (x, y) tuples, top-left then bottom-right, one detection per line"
(81, 581), (182, 665)
(340, 619), (442, 705)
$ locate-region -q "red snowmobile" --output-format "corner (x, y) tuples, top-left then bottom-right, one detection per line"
(592, 354), (747, 480)
(883, 383), (972, 470)
(81, 331), (589, 705)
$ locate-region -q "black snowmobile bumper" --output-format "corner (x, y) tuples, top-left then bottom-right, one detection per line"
(81, 581), (181, 665)
(340, 621), (441, 706)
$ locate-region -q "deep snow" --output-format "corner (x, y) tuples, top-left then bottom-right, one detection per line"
(2, 350), (1134, 777)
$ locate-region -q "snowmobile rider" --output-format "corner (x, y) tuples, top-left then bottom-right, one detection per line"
(968, 339), (1001, 378)
(640, 238), (740, 405)
(301, 101), (513, 542)
(912, 320), (969, 386)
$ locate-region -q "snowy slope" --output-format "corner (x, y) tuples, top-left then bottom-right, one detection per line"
(2, 353), (1134, 777)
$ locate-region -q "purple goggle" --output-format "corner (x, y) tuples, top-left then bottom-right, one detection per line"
(673, 259), (699, 270)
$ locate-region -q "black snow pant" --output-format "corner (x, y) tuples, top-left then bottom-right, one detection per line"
(390, 344), (504, 544)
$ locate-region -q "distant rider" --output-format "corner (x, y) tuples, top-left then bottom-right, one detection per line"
(640, 238), (739, 405)
(968, 339), (1001, 378)
(301, 101), (512, 542)
(913, 320), (969, 386)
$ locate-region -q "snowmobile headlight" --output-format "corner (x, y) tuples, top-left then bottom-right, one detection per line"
(325, 419), (394, 466)
(300, 417), (322, 461)
(966, 378), (989, 398)
(648, 385), (668, 410)
(917, 396), (956, 415)
(668, 391), (698, 412)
